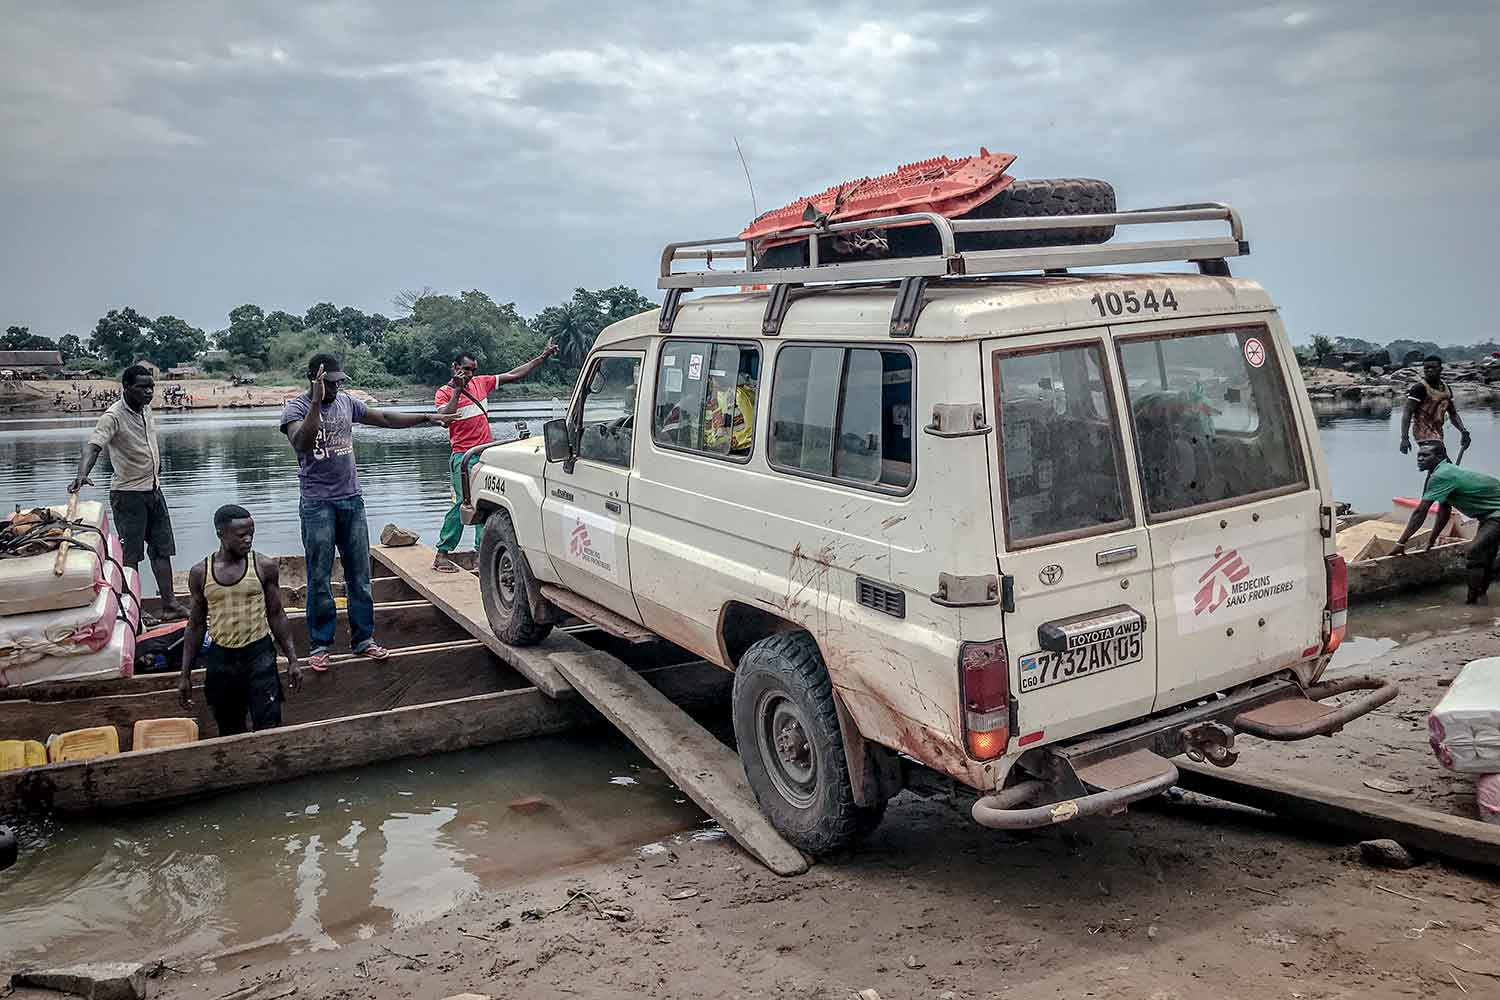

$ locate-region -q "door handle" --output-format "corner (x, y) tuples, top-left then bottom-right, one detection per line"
(552, 488), (574, 502)
(605, 500), (622, 514)
(1096, 544), (1138, 566)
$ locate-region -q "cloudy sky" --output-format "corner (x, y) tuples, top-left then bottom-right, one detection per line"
(3, 1), (1497, 344)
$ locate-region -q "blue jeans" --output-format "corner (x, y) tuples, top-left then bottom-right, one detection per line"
(299, 495), (375, 654)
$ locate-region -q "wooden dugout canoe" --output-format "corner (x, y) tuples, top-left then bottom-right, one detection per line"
(0, 559), (728, 814)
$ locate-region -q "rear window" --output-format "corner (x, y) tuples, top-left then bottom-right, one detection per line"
(995, 342), (1132, 546)
(769, 346), (914, 491)
(1117, 327), (1306, 518)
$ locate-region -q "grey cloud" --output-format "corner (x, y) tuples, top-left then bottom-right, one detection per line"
(1, 0), (1497, 344)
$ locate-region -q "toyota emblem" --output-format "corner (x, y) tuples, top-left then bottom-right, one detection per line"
(1039, 564), (1064, 586)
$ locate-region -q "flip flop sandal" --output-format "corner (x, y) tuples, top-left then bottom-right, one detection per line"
(308, 651), (332, 672)
(432, 558), (461, 574)
(355, 643), (389, 661)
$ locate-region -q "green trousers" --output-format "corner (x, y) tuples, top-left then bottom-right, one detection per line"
(437, 451), (481, 554)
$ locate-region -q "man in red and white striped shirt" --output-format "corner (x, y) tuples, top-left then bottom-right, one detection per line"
(432, 343), (557, 571)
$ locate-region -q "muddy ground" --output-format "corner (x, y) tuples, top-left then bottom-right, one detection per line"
(115, 618), (1499, 1000)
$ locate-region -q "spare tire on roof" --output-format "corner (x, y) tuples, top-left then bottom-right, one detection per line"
(755, 177), (1117, 271)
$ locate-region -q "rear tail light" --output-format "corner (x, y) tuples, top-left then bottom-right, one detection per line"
(960, 639), (1009, 760)
(1322, 554), (1348, 654)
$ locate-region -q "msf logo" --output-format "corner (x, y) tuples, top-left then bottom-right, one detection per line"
(569, 519), (591, 558)
(1194, 546), (1250, 616)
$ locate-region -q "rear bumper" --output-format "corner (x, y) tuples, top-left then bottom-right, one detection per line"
(970, 673), (1397, 830)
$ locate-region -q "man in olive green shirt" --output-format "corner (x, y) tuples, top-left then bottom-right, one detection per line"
(1393, 440), (1500, 603)
(68, 364), (189, 619)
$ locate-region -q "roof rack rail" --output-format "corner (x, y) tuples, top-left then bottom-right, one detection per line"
(658, 202), (1248, 291)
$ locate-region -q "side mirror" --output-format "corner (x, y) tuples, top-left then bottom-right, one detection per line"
(542, 418), (572, 463)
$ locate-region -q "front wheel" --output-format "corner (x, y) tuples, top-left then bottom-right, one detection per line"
(478, 511), (552, 646)
(732, 632), (884, 855)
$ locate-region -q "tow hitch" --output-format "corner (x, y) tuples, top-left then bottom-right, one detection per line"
(969, 674), (1399, 831)
(1182, 721), (1238, 767)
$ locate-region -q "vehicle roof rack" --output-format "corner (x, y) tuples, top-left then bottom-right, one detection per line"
(656, 202), (1248, 335)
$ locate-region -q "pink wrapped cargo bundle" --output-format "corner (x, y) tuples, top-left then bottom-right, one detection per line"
(0, 612), (136, 688)
(1428, 657), (1500, 773)
(0, 501), (119, 617)
(1478, 773), (1500, 825)
(0, 549), (136, 669)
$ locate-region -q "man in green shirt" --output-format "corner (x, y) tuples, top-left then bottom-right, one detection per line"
(1392, 440), (1500, 603)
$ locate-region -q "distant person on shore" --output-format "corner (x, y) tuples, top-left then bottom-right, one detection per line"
(179, 505), (302, 734)
(280, 353), (455, 670)
(1401, 355), (1472, 455)
(430, 343), (558, 573)
(67, 363), (190, 620)
(1392, 440), (1500, 603)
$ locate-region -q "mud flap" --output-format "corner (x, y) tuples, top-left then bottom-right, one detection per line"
(832, 691), (904, 806)
(520, 552), (560, 626)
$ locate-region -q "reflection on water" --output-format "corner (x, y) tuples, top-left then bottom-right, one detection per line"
(0, 733), (704, 968)
(0, 402), (563, 594)
(1332, 581), (1500, 672)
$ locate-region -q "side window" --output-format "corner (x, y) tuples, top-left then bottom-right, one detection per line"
(1117, 327), (1306, 517)
(770, 346), (914, 490)
(575, 355), (641, 468)
(652, 340), (761, 460)
(996, 343), (1131, 546)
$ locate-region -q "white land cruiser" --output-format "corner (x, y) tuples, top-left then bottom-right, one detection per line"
(463, 191), (1396, 855)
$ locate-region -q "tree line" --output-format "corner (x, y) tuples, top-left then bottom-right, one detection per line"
(1, 285), (657, 390)
(1300, 335), (1500, 366)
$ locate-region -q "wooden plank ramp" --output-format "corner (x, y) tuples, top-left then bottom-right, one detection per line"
(373, 543), (576, 697)
(1176, 761), (1500, 869)
(373, 542), (809, 876)
(551, 647), (810, 877)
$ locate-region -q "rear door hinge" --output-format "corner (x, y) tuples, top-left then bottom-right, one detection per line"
(930, 572), (1000, 608)
(1319, 504), (1334, 539)
(924, 402), (991, 438)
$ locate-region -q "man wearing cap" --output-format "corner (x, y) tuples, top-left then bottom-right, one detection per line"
(280, 353), (454, 671)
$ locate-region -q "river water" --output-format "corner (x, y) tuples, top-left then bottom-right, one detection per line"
(2, 400), (1498, 970)
(0, 400), (566, 594)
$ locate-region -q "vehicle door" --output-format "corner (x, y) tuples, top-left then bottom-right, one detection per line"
(986, 332), (1159, 744)
(542, 351), (644, 620)
(1112, 319), (1324, 709)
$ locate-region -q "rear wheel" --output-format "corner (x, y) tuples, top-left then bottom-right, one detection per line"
(478, 510), (552, 646)
(732, 632), (885, 855)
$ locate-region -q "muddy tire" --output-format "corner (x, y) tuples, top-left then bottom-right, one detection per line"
(755, 177), (1116, 269)
(732, 632), (884, 855)
(479, 510), (552, 646)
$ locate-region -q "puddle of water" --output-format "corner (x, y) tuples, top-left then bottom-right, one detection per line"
(1332, 582), (1500, 671)
(0, 732), (703, 969)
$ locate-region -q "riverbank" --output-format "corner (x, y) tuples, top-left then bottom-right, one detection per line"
(0, 376), (573, 414)
(137, 620), (1498, 1000)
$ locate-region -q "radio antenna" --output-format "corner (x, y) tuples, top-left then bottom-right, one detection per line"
(733, 136), (758, 217)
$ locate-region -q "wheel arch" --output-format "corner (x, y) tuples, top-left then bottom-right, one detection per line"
(720, 602), (902, 807)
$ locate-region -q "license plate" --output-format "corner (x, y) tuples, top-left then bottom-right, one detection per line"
(1018, 633), (1143, 693)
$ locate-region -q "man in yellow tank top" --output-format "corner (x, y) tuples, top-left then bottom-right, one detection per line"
(178, 505), (303, 734)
